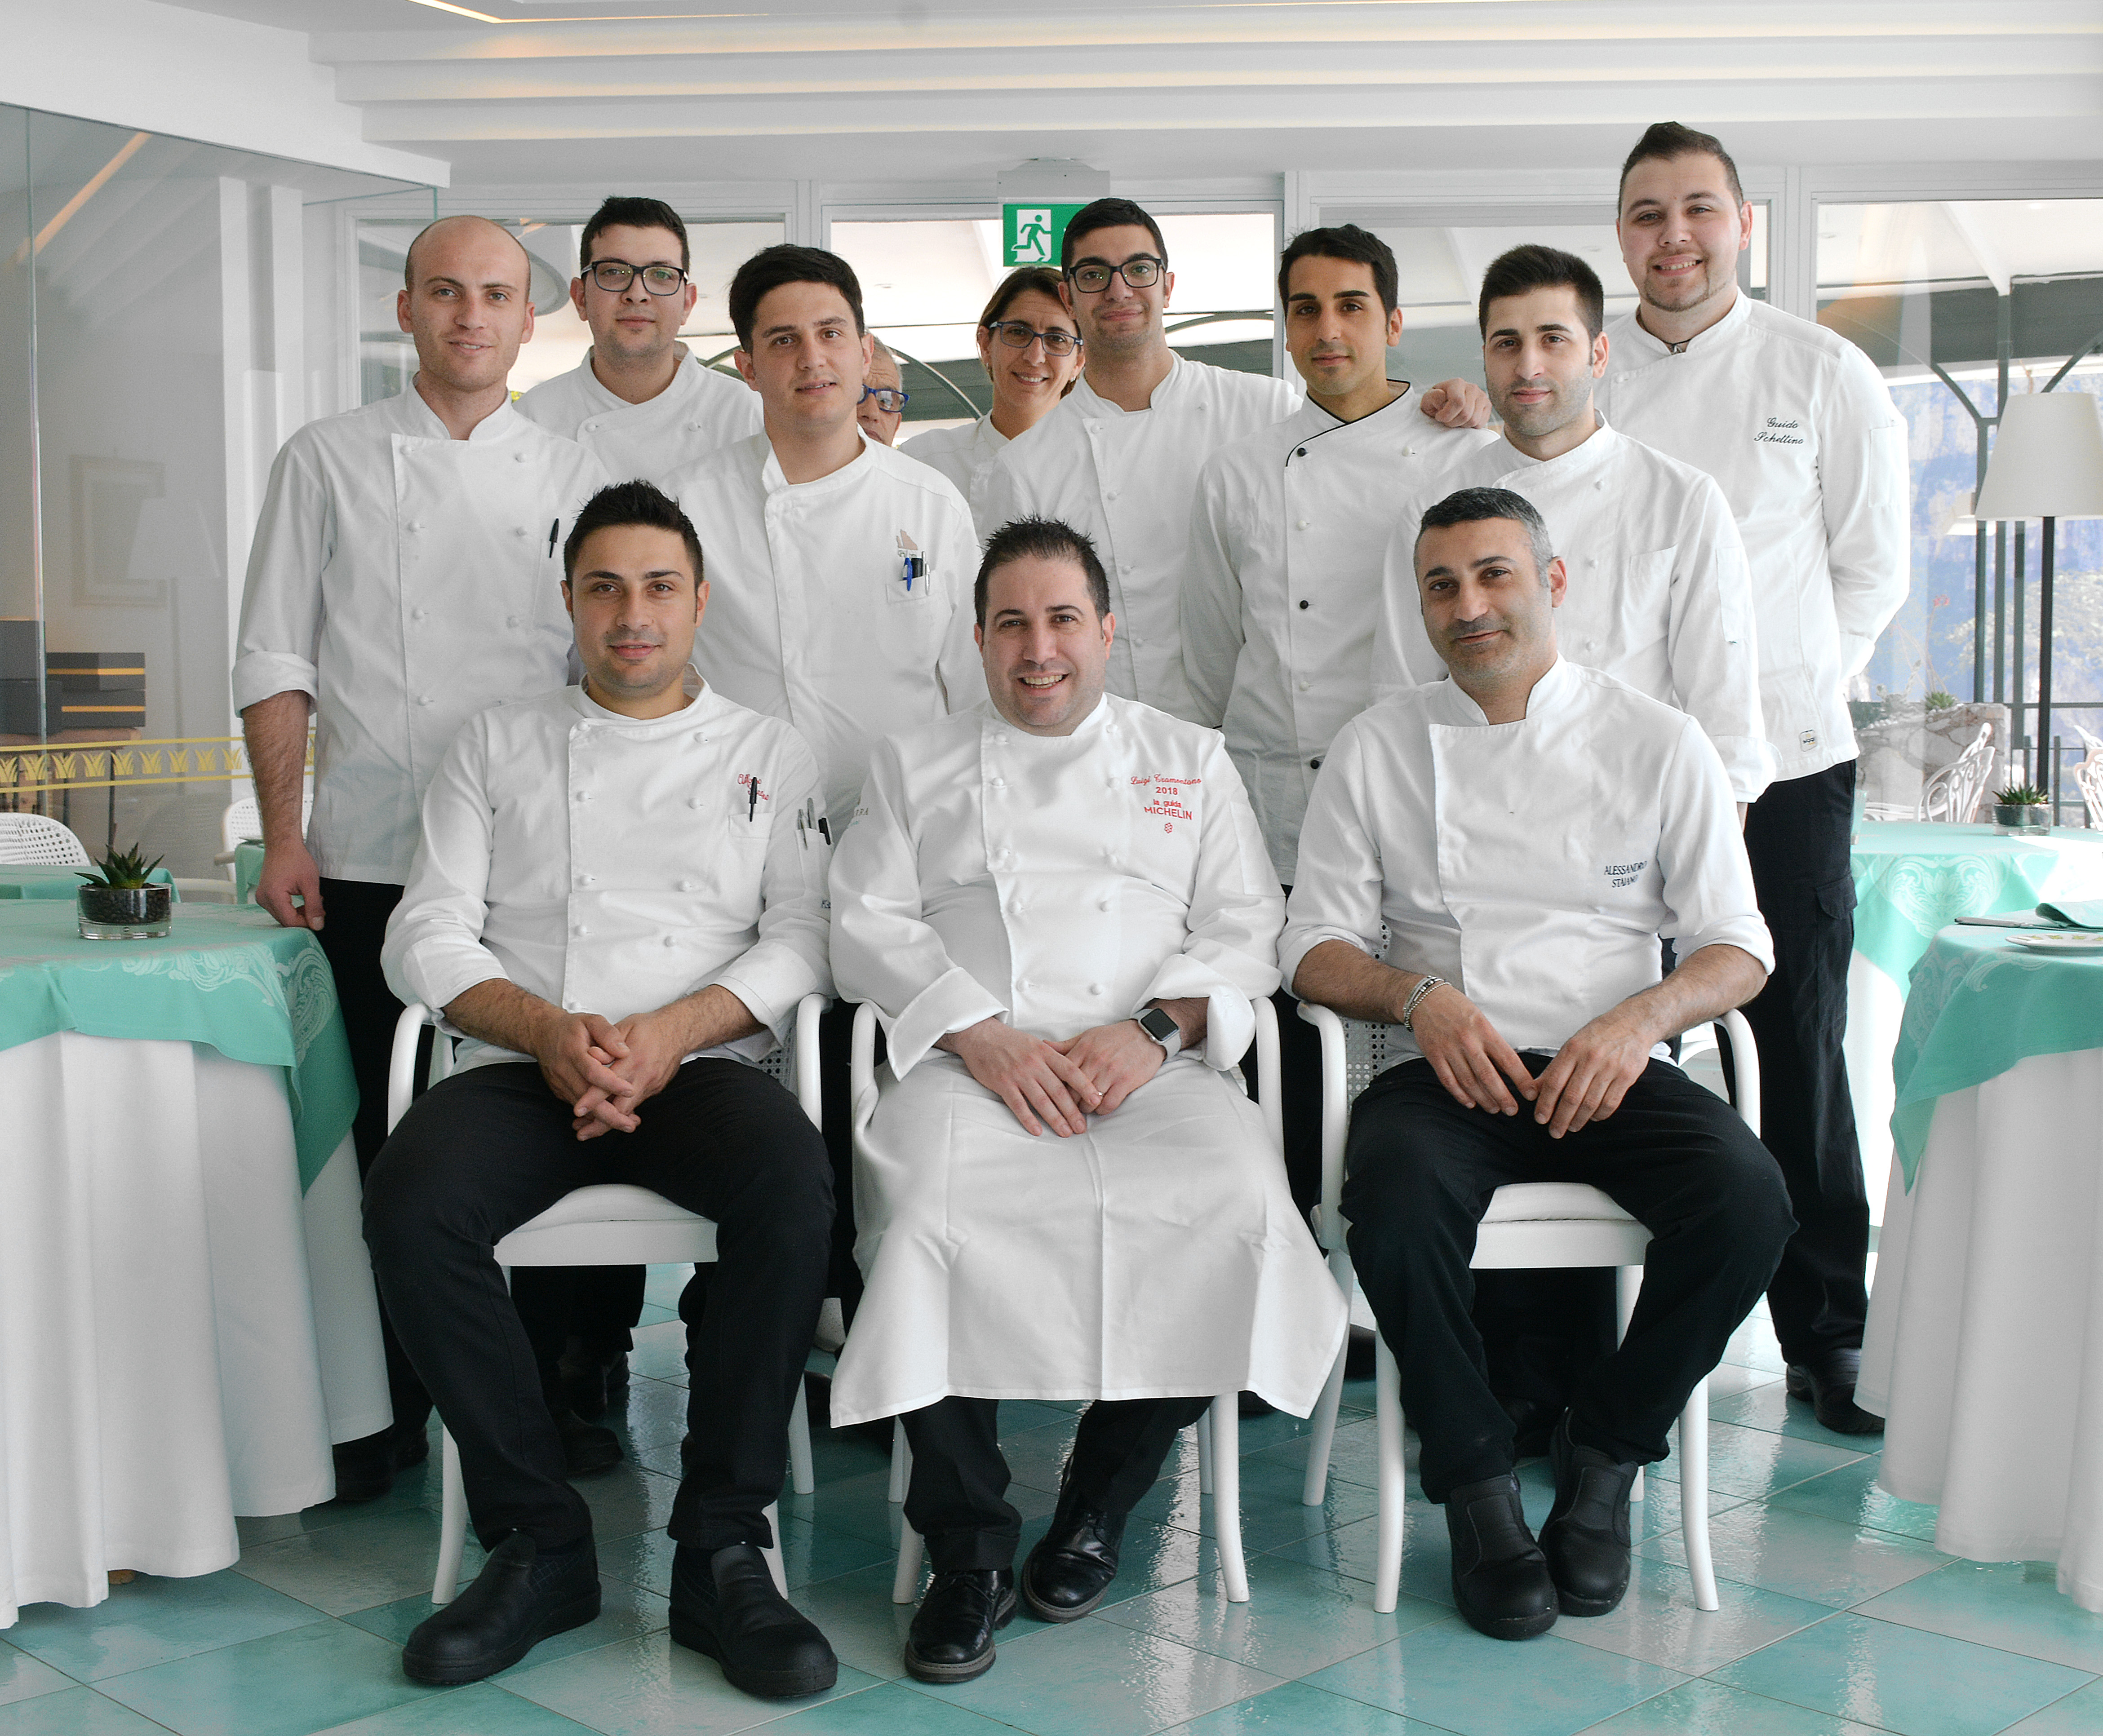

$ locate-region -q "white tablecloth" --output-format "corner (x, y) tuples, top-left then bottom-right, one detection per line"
(1859, 1047), (2103, 1610)
(0, 1032), (389, 1625)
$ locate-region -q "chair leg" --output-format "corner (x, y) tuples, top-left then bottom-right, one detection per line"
(788, 1376), (815, 1497)
(890, 1428), (923, 1604)
(433, 1426), (467, 1607)
(1196, 1407), (1214, 1496)
(888, 1418), (910, 1503)
(1210, 1396), (1248, 1603)
(1373, 1334), (1406, 1616)
(1301, 1249), (1354, 1507)
(1680, 1377), (1718, 1612)
(762, 1501), (787, 1596)
(1615, 1267), (1644, 1503)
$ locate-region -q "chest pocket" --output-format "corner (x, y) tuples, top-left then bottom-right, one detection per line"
(1610, 546), (1677, 660)
(884, 545), (934, 606)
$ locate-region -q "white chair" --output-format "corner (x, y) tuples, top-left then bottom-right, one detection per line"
(2072, 722), (2103, 831)
(1296, 1004), (1763, 1616)
(856, 997), (1279, 1608)
(386, 992), (828, 1606)
(213, 792), (313, 868)
(0, 813), (89, 865)
(1920, 721), (1995, 824)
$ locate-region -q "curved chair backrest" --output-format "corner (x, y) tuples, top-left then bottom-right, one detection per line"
(222, 791), (313, 855)
(1921, 721), (1995, 824)
(0, 813), (90, 866)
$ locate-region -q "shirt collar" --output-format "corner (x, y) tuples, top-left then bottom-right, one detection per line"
(572, 343), (695, 415)
(759, 430), (873, 497)
(1070, 351), (1184, 419)
(567, 675), (714, 731)
(1618, 288), (1752, 364)
(397, 380), (527, 445)
(1491, 415), (1620, 483)
(1425, 655), (1575, 727)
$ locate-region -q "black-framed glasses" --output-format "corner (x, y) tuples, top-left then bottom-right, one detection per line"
(861, 385), (908, 413)
(1066, 256), (1165, 294)
(985, 319), (1080, 356)
(586, 259), (688, 296)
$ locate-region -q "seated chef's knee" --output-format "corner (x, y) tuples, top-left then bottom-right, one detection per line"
(1655, 1103), (1797, 1278)
(1339, 1086), (1487, 1289)
(716, 1102), (834, 1257)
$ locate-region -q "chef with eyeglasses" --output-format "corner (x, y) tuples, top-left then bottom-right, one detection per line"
(518, 196), (761, 489)
(858, 338), (909, 447)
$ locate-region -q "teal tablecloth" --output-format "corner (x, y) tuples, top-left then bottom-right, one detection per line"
(0, 902), (356, 1190)
(0, 865), (177, 901)
(1852, 820), (2103, 989)
(1890, 923), (2103, 1187)
(234, 841), (263, 904)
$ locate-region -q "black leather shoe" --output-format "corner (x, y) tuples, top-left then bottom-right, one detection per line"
(1499, 1395), (1563, 1461)
(1444, 1472), (1558, 1640)
(559, 1345), (630, 1421)
(330, 1424), (429, 1505)
(1540, 1417), (1638, 1617)
(553, 1408), (623, 1478)
(1786, 1349), (1885, 1435)
(401, 1532), (600, 1684)
(669, 1543), (838, 1700)
(904, 1568), (1016, 1684)
(1022, 1505), (1126, 1621)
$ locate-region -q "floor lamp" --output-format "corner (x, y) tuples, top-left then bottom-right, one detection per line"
(1972, 391), (2103, 794)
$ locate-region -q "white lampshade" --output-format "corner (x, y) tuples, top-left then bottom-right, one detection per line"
(1974, 390), (2103, 521)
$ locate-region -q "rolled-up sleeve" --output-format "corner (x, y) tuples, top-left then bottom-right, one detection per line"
(1657, 716), (1774, 974)
(231, 436), (330, 714)
(381, 717), (509, 1019)
(708, 729), (834, 1040)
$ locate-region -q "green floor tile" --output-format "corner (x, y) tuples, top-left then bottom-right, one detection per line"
(2001, 1679), (2103, 1733)
(1548, 1554), (1837, 1674)
(773, 1564), (916, 1683)
(311, 1681), (600, 1735)
(501, 1630), (881, 1736)
(1855, 1560), (2103, 1674)
(0, 1647), (71, 1711)
(339, 1573), (670, 1674)
(3, 1568), (323, 1681)
(0, 1686), (173, 1736)
(1646, 1420), (1868, 1502)
(1129, 1453), (1382, 1554)
(759, 1679), (1020, 1733)
(1706, 1383), (1894, 1451)
(233, 1509), (482, 1617)
(1166, 1677), (1451, 1732)
(625, 1322), (692, 1389)
(1575, 1677), (1884, 1734)
(1638, 1501), (1947, 1608)
(1763, 1458), (1942, 1543)
(606, 1377), (694, 1456)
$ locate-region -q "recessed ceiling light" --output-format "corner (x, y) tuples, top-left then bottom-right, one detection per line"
(402, 0), (759, 20)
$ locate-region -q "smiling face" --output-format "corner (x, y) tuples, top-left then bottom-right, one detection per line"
(1061, 222), (1174, 363)
(1616, 152), (1753, 320)
(976, 552), (1114, 736)
(1283, 253), (1405, 406)
(396, 217), (536, 395)
(1482, 284), (1607, 443)
(572, 221), (696, 368)
(733, 279), (871, 438)
(562, 522), (706, 717)
(1415, 516), (1565, 695)
(977, 287), (1083, 426)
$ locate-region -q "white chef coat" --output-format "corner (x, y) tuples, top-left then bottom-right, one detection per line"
(661, 433), (981, 835)
(1182, 389), (1496, 882)
(516, 347), (763, 493)
(1596, 293), (1909, 783)
(232, 386), (612, 884)
(901, 414), (1007, 509)
(382, 682), (831, 1077)
(1370, 419), (1773, 803)
(972, 355), (1300, 717)
(827, 693), (1346, 1424)
(1280, 659), (1773, 1068)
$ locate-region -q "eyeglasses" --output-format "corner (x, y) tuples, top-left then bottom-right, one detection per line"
(861, 385), (908, 413)
(1066, 256), (1165, 294)
(985, 320), (1080, 357)
(586, 259), (688, 296)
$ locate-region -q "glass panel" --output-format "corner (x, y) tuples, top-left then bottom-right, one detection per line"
(0, 105), (38, 748)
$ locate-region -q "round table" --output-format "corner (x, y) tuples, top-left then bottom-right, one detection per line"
(0, 864), (177, 900)
(0, 902), (386, 1625)
(233, 841), (263, 904)
(1858, 924), (2103, 1610)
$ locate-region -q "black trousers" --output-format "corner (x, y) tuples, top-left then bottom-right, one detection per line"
(1344, 1055), (1793, 1504)
(817, 999), (878, 1314)
(901, 1395), (1214, 1573)
(362, 1057), (833, 1553)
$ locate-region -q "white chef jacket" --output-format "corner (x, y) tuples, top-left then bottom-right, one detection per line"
(901, 414), (1007, 510)
(661, 433), (981, 835)
(382, 682), (831, 1077)
(827, 692), (1345, 1423)
(1596, 293), (1910, 782)
(1280, 659), (1773, 1068)
(1370, 419), (1773, 803)
(232, 385), (612, 883)
(516, 347), (763, 493)
(1182, 389), (1497, 882)
(972, 355), (1300, 717)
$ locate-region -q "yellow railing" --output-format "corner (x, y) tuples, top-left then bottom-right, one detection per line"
(0, 734), (312, 797)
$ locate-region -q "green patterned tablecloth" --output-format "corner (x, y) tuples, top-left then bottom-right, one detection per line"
(1851, 821), (2103, 989)
(0, 902), (355, 1191)
(235, 841), (264, 904)
(0, 865), (177, 900)
(1890, 922), (2103, 1188)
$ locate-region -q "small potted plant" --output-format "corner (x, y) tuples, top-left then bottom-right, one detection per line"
(77, 844), (172, 939)
(1990, 783), (2052, 835)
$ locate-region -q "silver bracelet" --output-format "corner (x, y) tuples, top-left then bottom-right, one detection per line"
(1400, 975), (1449, 1032)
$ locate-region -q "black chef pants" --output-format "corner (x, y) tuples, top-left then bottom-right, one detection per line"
(1250, 884), (1323, 1217)
(1344, 1055), (1793, 1503)
(362, 1057), (833, 1553)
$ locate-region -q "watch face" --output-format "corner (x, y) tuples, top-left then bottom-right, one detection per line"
(1140, 1009), (1179, 1044)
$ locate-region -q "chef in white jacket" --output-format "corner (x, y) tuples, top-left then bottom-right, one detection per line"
(829, 517), (1346, 1686)
(364, 480), (841, 1701)
(233, 214), (610, 1500)
(1283, 485), (1791, 1640)
(1598, 122), (1909, 1435)
(517, 196), (762, 489)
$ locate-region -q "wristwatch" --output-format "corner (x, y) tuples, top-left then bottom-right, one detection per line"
(1135, 1005), (1184, 1057)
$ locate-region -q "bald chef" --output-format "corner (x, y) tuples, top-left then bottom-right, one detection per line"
(234, 214), (609, 1502)
(829, 516), (1346, 1687)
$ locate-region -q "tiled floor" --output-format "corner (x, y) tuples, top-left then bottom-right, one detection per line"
(7, 1271), (2103, 1736)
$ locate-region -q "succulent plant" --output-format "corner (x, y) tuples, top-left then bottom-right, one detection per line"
(78, 843), (164, 889)
(1925, 690), (1956, 710)
(1992, 784), (2049, 807)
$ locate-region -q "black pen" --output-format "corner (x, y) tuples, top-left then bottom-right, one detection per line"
(747, 777), (759, 822)
(546, 518), (559, 557)
(817, 817), (830, 845)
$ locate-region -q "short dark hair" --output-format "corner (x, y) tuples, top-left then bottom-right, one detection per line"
(563, 480), (704, 588)
(579, 197), (690, 273)
(1060, 198), (1167, 275)
(727, 244), (865, 351)
(1477, 244), (1606, 341)
(1617, 121), (1746, 211)
(974, 517), (1112, 627)
(1415, 487), (1556, 584)
(979, 266), (1070, 330)
(1278, 224), (1398, 315)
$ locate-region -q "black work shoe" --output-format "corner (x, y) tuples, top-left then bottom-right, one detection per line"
(669, 1543), (838, 1700)
(1444, 1472), (1558, 1640)
(1499, 1395), (1564, 1461)
(559, 1345), (630, 1421)
(1540, 1417), (1638, 1617)
(553, 1408), (623, 1478)
(330, 1424), (429, 1505)
(1022, 1505), (1126, 1622)
(1786, 1349), (1885, 1435)
(401, 1532), (600, 1684)
(904, 1568), (1016, 1684)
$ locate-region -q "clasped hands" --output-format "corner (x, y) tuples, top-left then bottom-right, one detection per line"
(939, 1001), (1202, 1138)
(1408, 980), (1656, 1139)
(528, 1005), (693, 1140)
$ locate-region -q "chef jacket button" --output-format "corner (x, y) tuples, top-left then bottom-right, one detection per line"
(514, 526), (530, 539)
(407, 519), (425, 532)
(506, 614), (522, 627)
(576, 873), (593, 886)
(1097, 897), (1112, 911)
(1587, 557), (1598, 568)
(1118, 561), (1132, 574)
(564, 999), (579, 1010)
(574, 789), (591, 802)
(1295, 519), (1309, 530)
(990, 777), (1006, 789)
(663, 934), (676, 947)
(416, 694), (433, 706)
(1105, 491), (1118, 501)
(1403, 446), (1416, 457)
(1298, 679), (1311, 691)
(515, 452), (529, 464)
(1309, 756), (1323, 770)
(412, 607), (428, 621)
(688, 797), (704, 809)
(574, 923), (590, 936)
(1089, 983), (1105, 995)
(680, 878), (700, 892)
(1298, 599), (1310, 610)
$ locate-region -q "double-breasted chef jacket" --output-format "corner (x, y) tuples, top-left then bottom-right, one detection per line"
(232, 385), (612, 884)
(661, 433), (981, 836)
(826, 693), (1349, 1427)
(517, 347), (764, 493)
(1280, 659), (1774, 1072)
(901, 414), (1007, 515)
(1370, 419), (1774, 804)
(972, 355), (1300, 719)
(1181, 388), (1496, 883)
(382, 682), (832, 1078)
(1595, 294), (1909, 784)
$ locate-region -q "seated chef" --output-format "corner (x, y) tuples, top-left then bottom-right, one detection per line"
(1282, 487), (1794, 1640)
(363, 481), (840, 1700)
(828, 517), (1348, 1685)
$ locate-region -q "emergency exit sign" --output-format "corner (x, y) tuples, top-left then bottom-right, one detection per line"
(1003, 202), (1086, 268)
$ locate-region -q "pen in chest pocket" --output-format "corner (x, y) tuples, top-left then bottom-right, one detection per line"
(546, 519), (559, 558)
